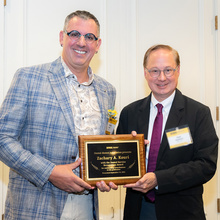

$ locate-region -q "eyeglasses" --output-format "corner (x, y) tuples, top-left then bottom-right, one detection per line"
(64, 30), (98, 43)
(146, 66), (178, 78)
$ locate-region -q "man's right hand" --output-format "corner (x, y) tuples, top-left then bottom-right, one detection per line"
(49, 158), (94, 193)
(131, 130), (149, 145)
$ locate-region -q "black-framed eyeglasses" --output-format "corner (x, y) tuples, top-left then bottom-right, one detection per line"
(64, 30), (98, 43)
(146, 66), (178, 78)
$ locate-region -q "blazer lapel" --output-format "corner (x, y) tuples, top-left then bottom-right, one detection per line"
(157, 89), (185, 162)
(138, 95), (151, 139)
(92, 76), (111, 135)
(47, 58), (76, 136)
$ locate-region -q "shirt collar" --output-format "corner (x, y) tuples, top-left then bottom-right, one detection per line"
(151, 90), (176, 110)
(61, 57), (94, 86)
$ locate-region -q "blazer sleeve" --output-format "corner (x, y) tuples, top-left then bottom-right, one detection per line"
(155, 103), (218, 194)
(0, 68), (55, 188)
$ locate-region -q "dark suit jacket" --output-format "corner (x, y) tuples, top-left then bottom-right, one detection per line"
(117, 89), (218, 220)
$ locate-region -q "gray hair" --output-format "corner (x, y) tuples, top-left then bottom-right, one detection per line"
(63, 10), (100, 36)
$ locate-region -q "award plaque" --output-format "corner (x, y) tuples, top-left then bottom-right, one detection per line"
(78, 134), (146, 186)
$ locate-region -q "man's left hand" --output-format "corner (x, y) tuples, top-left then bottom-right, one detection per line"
(123, 172), (157, 193)
(96, 181), (118, 192)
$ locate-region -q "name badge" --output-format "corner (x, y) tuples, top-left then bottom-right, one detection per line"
(105, 117), (117, 135)
(165, 125), (193, 149)
(105, 108), (117, 135)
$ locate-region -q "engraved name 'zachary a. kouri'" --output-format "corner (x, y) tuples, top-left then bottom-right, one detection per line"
(96, 155), (130, 160)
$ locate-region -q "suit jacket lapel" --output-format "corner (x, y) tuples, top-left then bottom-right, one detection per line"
(92, 76), (111, 135)
(157, 89), (185, 162)
(138, 95), (151, 139)
(47, 58), (76, 136)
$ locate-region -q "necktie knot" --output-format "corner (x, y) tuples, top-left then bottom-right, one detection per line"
(156, 103), (163, 114)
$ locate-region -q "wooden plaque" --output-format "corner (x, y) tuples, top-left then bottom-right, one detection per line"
(78, 134), (146, 186)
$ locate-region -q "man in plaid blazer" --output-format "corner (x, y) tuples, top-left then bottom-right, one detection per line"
(0, 10), (116, 219)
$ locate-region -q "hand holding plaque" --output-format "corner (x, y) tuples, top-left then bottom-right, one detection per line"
(78, 134), (146, 186)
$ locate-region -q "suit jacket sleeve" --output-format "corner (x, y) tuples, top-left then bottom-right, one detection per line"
(0, 67), (56, 188)
(117, 91), (218, 195)
(155, 98), (218, 194)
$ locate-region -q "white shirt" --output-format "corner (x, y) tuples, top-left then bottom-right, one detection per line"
(61, 58), (99, 220)
(62, 58), (101, 138)
(146, 91), (176, 168)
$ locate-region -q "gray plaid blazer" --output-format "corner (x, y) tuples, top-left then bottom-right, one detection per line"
(0, 57), (116, 219)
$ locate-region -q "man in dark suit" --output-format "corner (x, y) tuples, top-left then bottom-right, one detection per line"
(117, 44), (218, 220)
